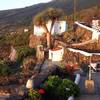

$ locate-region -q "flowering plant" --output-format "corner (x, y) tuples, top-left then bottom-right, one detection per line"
(42, 75), (80, 100)
(66, 62), (78, 71)
(28, 88), (41, 100)
(38, 88), (45, 94)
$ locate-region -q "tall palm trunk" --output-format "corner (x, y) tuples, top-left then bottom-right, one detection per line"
(50, 20), (55, 34)
(47, 32), (51, 48)
(49, 20), (55, 48)
(43, 24), (51, 48)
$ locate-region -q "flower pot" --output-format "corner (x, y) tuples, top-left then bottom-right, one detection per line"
(85, 79), (94, 93)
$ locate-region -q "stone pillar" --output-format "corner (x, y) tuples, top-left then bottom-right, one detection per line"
(36, 45), (44, 61)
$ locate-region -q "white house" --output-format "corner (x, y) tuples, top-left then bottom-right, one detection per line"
(49, 46), (64, 61)
(53, 21), (67, 35)
(24, 28), (29, 32)
(75, 21), (100, 41)
(34, 20), (67, 36)
(34, 26), (45, 36)
(92, 19), (100, 30)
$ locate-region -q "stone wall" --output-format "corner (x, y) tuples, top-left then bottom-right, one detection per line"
(29, 34), (46, 48)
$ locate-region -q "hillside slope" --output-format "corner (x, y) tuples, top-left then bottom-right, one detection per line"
(0, 0), (100, 34)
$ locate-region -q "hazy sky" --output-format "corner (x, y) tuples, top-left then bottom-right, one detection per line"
(0, 0), (52, 10)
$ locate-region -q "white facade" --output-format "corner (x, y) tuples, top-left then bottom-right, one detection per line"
(34, 26), (45, 36)
(49, 46), (64, 61)
(92, 31), (100, 40)
(92, 19), (99, 27)
(34, 20), (67, 36)
(92, 19), (100, 30)
(53, 21), (67, 35)
(24, 28), (29, 32)
(75, 21), (100, 41)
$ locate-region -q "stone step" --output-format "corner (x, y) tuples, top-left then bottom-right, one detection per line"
(75, 95), (100, 100)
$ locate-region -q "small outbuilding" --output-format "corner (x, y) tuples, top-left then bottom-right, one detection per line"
(92, 17), (100, 30)
(49, 46), (64, 61)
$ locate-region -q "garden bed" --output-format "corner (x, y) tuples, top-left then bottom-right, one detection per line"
(26, 75), (80, 100)
(24, 66), (80, 100)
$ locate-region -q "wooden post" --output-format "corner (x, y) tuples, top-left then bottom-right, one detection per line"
(89, 56), (92, 80)
(73, 0), (77, 21)
(32, 17), (34, 34)
(85, 56), (94, 94)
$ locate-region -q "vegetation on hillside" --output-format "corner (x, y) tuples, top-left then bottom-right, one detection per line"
(0, 60), (11, 76)
(0, 32), (36, 76)
(0, 0), (100, 34)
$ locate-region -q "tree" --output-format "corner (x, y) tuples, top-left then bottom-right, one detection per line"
(33, 8), (65, 48)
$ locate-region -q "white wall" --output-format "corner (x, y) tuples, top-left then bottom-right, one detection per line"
(49, 46), (64, 61)
(24, 28), (29, 32)
(92, 20), (100, 30)
(53, 21), (67, 35)
(92, 20), (99, 27)
(34, 26), (45, 36)
(34, 20), (67, 36)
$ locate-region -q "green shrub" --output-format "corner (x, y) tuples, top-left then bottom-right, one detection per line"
(57, 79), (80, 100)
(45, 75), (62, 88)
(11, 32), (30, 47)
(0, 32), (30, 47)
(0, 34), (11, 46)
(16, 46), (36, 63)
(0, 60), (11, 76)
(43, 75), (80, 100)
(43, 76), (62, 100)
(22, 56), (36, 73)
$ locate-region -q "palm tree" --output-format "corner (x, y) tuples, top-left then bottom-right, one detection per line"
(33, 8), (65, 48)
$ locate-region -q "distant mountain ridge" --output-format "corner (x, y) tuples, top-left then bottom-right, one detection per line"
(0, 0), (100, 34)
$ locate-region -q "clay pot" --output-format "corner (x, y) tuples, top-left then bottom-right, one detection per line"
(85, 80), (94, 93)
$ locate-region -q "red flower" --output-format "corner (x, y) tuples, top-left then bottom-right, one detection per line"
(66, 64), (71, 71)
(38, 89), (45, 94)
(66, 64), (71, 67)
